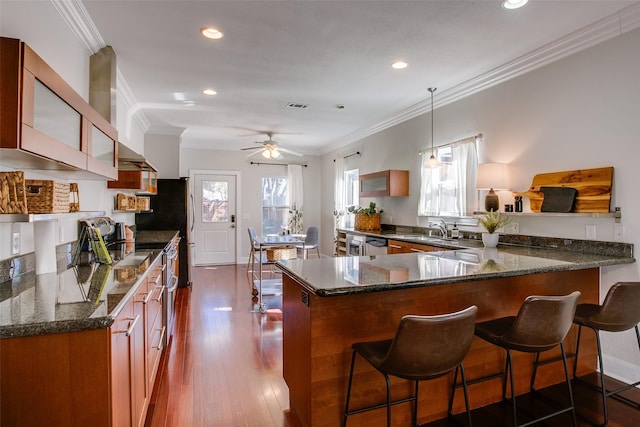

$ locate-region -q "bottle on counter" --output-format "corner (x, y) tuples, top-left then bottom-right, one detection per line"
(451, 222), (460, 239)
(515, 196), (523, 212)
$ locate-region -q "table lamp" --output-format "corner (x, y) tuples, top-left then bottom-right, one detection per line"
(476, 163), (509, 212)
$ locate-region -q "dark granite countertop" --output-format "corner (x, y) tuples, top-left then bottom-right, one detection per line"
(0, 248), (166, 339)
(277, 246), (635, 297)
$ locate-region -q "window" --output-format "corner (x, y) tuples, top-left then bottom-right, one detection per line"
(418, 138), (478, 216)
(262, 176), (288, 235)
(201, 180), (229, 222)
(343, 169), (359, 227)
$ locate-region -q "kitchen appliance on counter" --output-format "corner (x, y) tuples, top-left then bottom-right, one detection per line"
(135, 178), (192, 288)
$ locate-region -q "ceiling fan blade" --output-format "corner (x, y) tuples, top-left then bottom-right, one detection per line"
(241, 147), (261, 151)
(278, 147), (303, 157)
(245, 148), (265, 157)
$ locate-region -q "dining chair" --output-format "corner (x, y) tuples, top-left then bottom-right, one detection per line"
(296, 226), (320, 259)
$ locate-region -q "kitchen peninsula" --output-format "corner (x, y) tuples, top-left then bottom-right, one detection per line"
(277, 244), (634, 426)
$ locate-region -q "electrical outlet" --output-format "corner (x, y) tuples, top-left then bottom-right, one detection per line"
(586, 225), (596, 240)
(12, 232), (19, 254)
(614, 224), (624, 242)
(510, 222), (520, 234)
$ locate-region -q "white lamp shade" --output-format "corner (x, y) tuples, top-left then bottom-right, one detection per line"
(476, 163), (509, 190)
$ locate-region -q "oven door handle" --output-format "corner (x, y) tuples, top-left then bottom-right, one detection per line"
(166, 275), (179, 292)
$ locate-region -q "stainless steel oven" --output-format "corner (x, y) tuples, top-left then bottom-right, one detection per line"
(346, 234), (365, 256)
(163, 237), (180, 346)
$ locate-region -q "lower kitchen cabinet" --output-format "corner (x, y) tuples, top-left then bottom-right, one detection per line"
(0, 256), (165, 427)
(387, 239), (446, 254)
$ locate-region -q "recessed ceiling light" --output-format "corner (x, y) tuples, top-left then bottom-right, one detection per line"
(502, 0), (528, 10)
(200, 27), (224, 39)
(203, 89), (217, 96)
(391, 61), (408, 70)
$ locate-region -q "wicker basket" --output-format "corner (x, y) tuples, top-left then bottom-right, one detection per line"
(69, 183), (80, 212)
(117, 193), (138, 211)
(136, 196), (150, 211)
(354, 213), (381, 231)
(0, 171), (28, 214)
(266, 246), (298, 261)
(25, 180), (70, 213)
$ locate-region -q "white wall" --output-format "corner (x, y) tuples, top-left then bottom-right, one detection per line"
(180, 149), (322, 260)
(321, 27), (640, 381)
(145, 133), (182, 179)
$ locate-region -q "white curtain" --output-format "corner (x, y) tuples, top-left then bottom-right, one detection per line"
(333, 158), (346, 254)
(418, 137), (478, 216)
(287, 164), (304, 232)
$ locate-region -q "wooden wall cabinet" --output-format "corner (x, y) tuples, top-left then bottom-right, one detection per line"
(0, 37), (118, 180)
(359, 170), (409, 197)
(108, 169), (158, 194)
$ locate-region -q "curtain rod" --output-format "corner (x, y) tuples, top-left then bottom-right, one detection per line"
(333, 151), (361, 162)
(250, 161), (308, 167)
(419, 133), (483, 155)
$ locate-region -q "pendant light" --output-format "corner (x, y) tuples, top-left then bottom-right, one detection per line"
(426, 87), (440, 168)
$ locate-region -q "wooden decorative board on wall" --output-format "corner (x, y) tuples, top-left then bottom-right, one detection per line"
(514, 166), (613, 213)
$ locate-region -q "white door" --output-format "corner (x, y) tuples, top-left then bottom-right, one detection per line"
(192, 173), (237, 265)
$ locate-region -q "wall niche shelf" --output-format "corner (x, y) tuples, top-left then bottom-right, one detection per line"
(0, 211), (106, 223)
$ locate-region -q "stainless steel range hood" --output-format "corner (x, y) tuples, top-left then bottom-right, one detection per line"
(90, 46), (155, 172)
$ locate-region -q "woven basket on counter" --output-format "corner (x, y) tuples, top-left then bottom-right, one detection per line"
(0, 171), (28, 214)
(266, 246), (298, 261)
(69, 183), (80, 212)
(25, 180), (70, 213)
(354, 213), (381, 231)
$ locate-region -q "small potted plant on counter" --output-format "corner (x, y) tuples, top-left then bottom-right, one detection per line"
(478, 210), (511, 248)
(348, 202), (384, 231)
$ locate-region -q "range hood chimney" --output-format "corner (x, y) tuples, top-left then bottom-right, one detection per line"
(90, 46), (117, 127)
(90, 47), (154, 169)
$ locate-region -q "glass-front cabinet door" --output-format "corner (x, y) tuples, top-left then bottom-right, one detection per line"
(86, 121), (118, 180)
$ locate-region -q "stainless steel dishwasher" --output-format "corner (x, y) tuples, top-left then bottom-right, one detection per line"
(365, 237), (388, 256)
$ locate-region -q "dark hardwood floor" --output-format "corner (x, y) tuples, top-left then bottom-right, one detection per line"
(145, 264), (640, 426)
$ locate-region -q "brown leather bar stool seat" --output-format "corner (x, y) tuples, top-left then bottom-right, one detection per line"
(343, 305), (477, 427)
(473, 291), (580, 427)
(573, 281), (640, 426)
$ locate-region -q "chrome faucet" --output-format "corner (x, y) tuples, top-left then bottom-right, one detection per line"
(429, 219), (448, 239)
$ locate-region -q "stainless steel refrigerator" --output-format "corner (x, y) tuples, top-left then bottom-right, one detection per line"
(135, 177), (192, 288)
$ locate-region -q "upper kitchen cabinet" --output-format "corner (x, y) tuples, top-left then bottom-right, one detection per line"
(0, 37), (118, 180)
(359, 170), (409, 197)
(108, 166), (158, 195)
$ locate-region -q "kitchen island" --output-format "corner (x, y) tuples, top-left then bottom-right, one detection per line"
(277, 246), (635, 426)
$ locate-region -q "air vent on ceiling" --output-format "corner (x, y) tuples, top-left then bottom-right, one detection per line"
(286, 102), (308, 109)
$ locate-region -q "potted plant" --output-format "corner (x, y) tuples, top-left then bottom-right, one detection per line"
(348, 202), (384, 231)
(478, 210), (511, 248)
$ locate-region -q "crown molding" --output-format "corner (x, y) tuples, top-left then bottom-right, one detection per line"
(323, 2), (640, 154)
(51, 0), (104, 53)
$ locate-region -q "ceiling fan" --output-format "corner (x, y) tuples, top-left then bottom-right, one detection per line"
(240, 132), (302, 159)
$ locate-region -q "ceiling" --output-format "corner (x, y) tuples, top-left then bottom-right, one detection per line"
(77, 0), (637, 157)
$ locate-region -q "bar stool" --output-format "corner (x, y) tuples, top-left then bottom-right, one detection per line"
(343, 305), (477, 427)
(473, 291), (580, 427)
(572, 281), (640, 426)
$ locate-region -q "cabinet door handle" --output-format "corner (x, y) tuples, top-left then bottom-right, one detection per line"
(138, 291), (153, 304)
(389, 244), (402, 249)
(154, 286), (165, 302)
(123, 315), (140, 337)
(410, 248), (426, 252)
(154, 326), (166, 350)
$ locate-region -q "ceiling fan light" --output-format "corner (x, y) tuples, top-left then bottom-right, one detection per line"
(262, 150), (272, 159)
